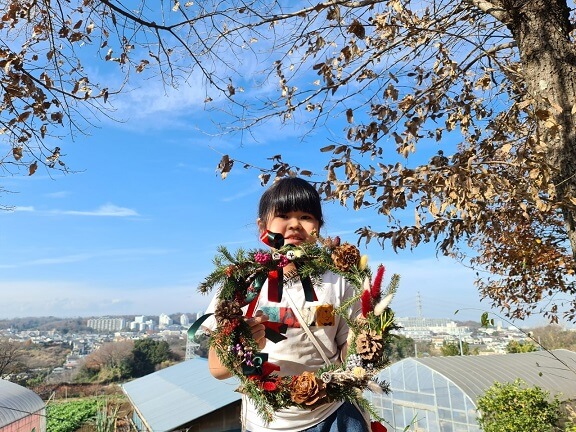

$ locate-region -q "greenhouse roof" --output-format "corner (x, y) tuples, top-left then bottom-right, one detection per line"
(0, 379), (45, 428)
(121, 357), (241, 432)
(415, 349), (576, 402)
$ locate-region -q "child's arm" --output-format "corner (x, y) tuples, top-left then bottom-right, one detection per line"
(208, 310), (269, 380)
(208, 346), (233, 379)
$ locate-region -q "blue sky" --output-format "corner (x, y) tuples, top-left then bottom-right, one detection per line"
(0, 32), (558, 329)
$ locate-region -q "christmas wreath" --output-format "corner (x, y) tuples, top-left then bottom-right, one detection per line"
(196, 231), (400, 425)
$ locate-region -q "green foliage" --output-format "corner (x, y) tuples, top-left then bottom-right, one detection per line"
(481, 312), (495, 328)
(25, 371), (49, 387)
(383, 335), (415, 361)
(440, 341), (469, 356)
(47, 399), (99, 432)
(194, 333), (210, 358)
(562, 403), (576, 431)
(131, 339), (173, 377)
(97, 363), (132, 383)
(74, 365), (100, 383)
(93, 400), (119, 432)
(199, 243), (372, 303)
(476, 379), (561, 432)
(74, 338), (173, 382)
(506, 340), (538, 353)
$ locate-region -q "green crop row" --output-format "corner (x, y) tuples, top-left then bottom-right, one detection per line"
(46, 399), (100, 432)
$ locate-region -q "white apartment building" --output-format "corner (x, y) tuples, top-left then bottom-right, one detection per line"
(396, 317), (469, 340)
(87, 317), (126, 332)
(180, 314), (190, 327)
(159, 313), (173, 329)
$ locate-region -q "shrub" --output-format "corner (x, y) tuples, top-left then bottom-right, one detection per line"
(476, 379), (561, 432)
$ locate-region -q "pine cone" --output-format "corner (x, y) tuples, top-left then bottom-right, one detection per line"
(331, 242), (361, 272)
(214, 299), (243, 325)
(355, 330), (383, 361)
(290, 371), (327, 406)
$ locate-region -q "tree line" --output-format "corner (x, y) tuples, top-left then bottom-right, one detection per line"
(75, 339), (178, 383)
(0, 337), (180, 385)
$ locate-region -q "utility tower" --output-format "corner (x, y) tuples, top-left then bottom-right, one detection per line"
(416, 291), (423, 319)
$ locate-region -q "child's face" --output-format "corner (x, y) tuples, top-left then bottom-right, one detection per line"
(258, 210), (320, 246)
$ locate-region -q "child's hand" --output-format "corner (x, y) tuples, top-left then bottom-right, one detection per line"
(246, 310), (269, 350)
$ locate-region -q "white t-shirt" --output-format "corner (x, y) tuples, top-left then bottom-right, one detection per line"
(203, 270), (359, 432)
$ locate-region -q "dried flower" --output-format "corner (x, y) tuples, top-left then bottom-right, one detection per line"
(352, 366), (366, 379)
(220, 321), (239, 336)
(248, 361), (281, 391)
(361, 289), (372, 317)
(371, 265), (385, 300)
(262, 380), (279, 391)
(254, 251), (272, 264)
(331, 242), (361, 272)
(359, 254), (369, 270)
(322, 235), (341, 250)
(277, 255), (290, 267)
(290, 371), (327, 406)
(374, 293), (394, 317)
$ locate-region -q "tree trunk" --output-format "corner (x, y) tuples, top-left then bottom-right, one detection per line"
(501, 0), (576, 263)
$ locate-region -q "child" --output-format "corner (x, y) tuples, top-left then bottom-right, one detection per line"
(204, 177), (368, 432)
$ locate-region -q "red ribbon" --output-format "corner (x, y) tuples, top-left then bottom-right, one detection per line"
(259, 230), (316, 303)
(259, 231), (285, 303)
(267, 269), (282, 303)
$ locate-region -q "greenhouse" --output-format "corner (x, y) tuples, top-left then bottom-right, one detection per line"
(0, 379), (46, 432)
(365, 349), (576, 432)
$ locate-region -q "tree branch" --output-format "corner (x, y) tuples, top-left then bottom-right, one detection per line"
(465, 0), (511, 23)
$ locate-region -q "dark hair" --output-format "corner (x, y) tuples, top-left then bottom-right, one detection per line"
(258, 177), (324, 227)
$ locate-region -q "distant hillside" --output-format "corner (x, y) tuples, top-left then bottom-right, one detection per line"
(0, 314), (191, 332)
(0, 316), (137, 332)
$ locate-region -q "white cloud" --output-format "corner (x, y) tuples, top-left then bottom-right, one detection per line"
(105, 73), (213, 131)
(53, 203), (139, 217)
(0, 254), (92, 269)
(0, 280), (210, 318)
(45, 191), (70, 199)
(2, 203), (139, 217)
(12, 206), (35, 212)
(0, 248), (173, 270)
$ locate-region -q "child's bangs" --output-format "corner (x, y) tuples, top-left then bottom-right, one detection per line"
(273, 190), (320, 217)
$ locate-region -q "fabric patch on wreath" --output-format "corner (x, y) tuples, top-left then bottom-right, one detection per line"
(260, 306), (301, 328)
(314, 304), (335, 326)
(259, 304), (336, 328)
